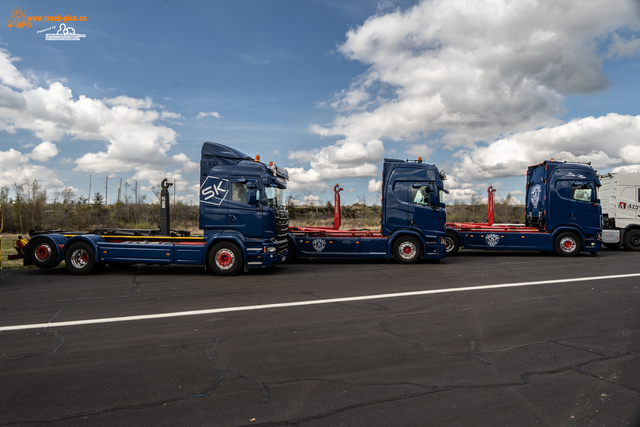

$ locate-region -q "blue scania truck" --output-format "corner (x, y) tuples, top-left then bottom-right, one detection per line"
(21, 142), (289, 276)
(287, 157), (448, 263)
(445, 160), (603, 256)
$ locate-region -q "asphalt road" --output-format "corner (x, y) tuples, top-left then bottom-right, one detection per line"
(1, 249), (639, 427)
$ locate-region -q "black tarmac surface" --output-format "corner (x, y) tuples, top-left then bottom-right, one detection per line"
(1, 249), (639, 426)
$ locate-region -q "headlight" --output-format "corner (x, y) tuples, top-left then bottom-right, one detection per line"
(265, 247), (276, 253)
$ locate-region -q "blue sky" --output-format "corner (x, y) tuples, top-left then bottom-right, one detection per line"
(1, 0), (640, 207)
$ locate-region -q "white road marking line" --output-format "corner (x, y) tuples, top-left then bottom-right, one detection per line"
(2, 272), (639, 332)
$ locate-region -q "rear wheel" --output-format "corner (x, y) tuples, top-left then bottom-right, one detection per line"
(208, 242), (243, 276)
(65, 242), (96, 275)
(554, 232), (581, 257)
(444, 231), (460, 255)
(29, 237), (60, 269)
(392, 236), (421, 264)
(623, 230), (640, 251)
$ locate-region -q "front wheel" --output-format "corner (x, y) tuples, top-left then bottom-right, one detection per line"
(392, 236), (422, 264)
(554, 232), (581, 257)
(65, 242), (97, 275)
(281, 238), (297, 264)
(208, 242), (243, 276)
(623, 230), (640, 251)
(29, 237), (60, 269)
(444, 231), (460, 255)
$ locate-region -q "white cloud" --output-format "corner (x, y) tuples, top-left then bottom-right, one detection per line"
(367, 179), (382, 193)
(298, 0), (640, 196)
(452, 113), (640, 181)
(286, 139), (384, 190)
(302, 195), (322, 206)
(28, 141), (59, 162)
(196, 111), (221, 119)
(0, 47), (197, 192)
(405, 143), (433, 159)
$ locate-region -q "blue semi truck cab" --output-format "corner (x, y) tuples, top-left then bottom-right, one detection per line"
(22, 142), (289, 276)
(288, 158), (448, 263)
(445, 160), (602, 256)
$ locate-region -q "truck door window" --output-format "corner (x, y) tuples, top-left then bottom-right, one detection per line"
(571, 184), (592, 202)
(411, 185), (433, 206)
(231, 182), (260, 204)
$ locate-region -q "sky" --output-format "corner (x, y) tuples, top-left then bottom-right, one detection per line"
(1, 0), (640, 207)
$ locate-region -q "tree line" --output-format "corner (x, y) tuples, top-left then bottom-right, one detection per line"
(0, 178), (198, 234)
(1, 179), (525, 235)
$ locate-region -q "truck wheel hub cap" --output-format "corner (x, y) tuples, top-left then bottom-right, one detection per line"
(399, 242), (416, 259)
(70, 249), (89, 268)
(216, 249), (235, 269)
(444, 237), (454, 252)
(35, 244), (52, 261)
(560, 238), (576, 252)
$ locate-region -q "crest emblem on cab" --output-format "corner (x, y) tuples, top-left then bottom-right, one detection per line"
(312, 239), (326, 252)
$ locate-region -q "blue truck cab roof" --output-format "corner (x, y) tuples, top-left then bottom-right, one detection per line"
(200, 141), (288, 188)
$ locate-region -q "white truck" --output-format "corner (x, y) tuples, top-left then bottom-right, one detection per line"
(600, 172), (640, 250)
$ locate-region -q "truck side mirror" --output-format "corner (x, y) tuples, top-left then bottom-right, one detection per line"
(247, 189), (258, 205)
(246, 182), (258, 205)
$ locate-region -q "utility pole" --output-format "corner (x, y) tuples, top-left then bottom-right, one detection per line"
(174, 178), (176, 205)
(118, 178), (122, 203)
(105, 176), (111, 205)
(88, 175), (91, 204)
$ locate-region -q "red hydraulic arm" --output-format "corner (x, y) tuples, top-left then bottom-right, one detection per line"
(333, 184), (343, 230)
(486, 186), (496, 226)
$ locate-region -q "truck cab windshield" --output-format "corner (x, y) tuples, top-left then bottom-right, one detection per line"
(265, 187), (283, 208)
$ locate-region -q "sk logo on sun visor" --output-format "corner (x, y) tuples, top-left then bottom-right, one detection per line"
(201, 177), (229, 205)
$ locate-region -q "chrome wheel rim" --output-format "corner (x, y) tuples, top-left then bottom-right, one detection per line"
(215, 249), (235, 270)
(398, 242), (417, 260)
(560, 237), (576, 253)
(70, 248), (89, 269)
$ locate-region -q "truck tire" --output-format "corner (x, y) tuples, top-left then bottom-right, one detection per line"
(65, 241), (97, 275)
(554, 232), (581, 257)
(444, 231), (460, 255)
(623, 230), (640, 251)
(208, 242), (243, 276)
(392, 236), (421, 264)
(29, 237), (60, 269)
(281, 238), (296, 264)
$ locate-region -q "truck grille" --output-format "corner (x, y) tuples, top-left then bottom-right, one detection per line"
(275, 208), (289, 255)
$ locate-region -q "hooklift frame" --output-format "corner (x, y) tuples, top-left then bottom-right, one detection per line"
(443, 160), (602, 257)
(287, 157), (448, 264)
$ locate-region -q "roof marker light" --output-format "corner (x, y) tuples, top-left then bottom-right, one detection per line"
(255, 155), (260, 162)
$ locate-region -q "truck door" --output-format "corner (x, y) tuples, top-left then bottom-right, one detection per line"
(568, 182), (600, 232)
(407, 182), (442, 234)
(616, 185), (640, 224)
(383, 181), (409, 233)
(199, 176), (230, 230)
(226, 179), (262, 238)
